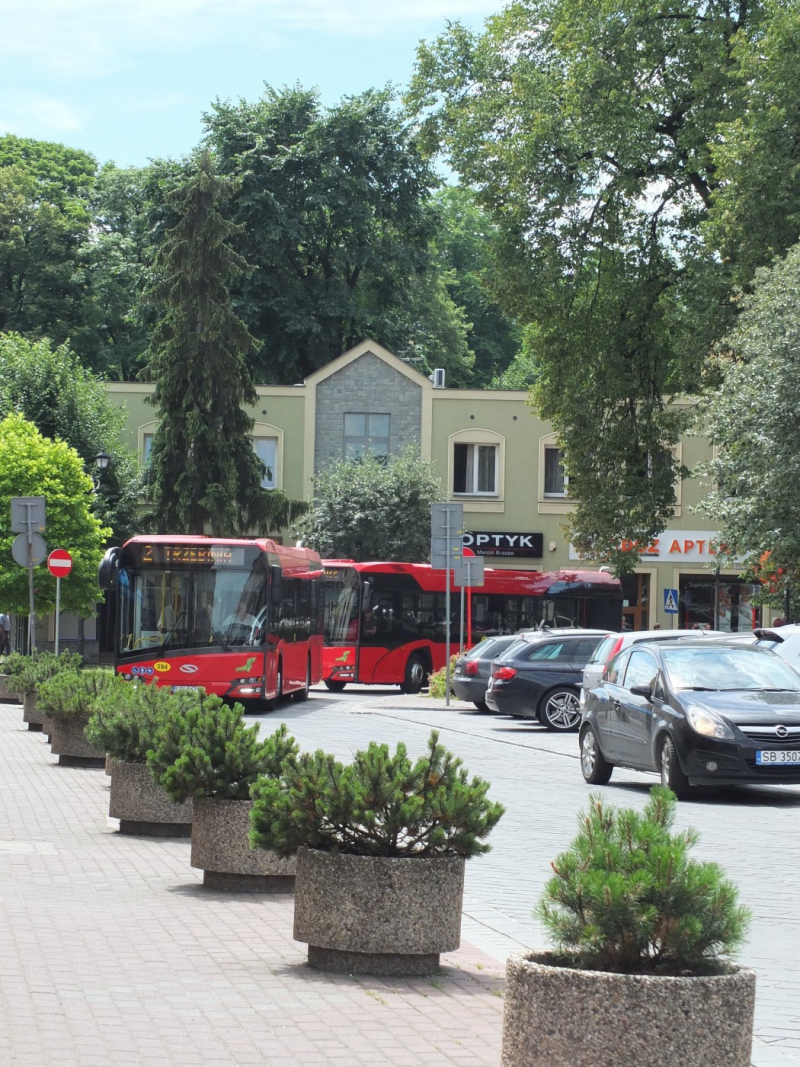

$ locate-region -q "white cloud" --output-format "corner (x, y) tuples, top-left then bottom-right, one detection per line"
(0, 0), (498, 78)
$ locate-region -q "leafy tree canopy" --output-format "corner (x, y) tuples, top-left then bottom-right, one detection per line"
(204, 85), (474, 384)
(144, 149), (306, 536)
(408, 0), (800, 573)
(0, 333), (141, 544)
(698, 241), (800, 594)
(0, 414), (110, 617)
(298, 446), (441, 562)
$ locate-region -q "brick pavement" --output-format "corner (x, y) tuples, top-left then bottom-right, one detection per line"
(0, 700), (504, 1067)
(3, 685), (800, 1067)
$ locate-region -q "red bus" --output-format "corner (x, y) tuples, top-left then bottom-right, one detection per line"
(99, 535), (324, 709)
(322, 562), (623, 693)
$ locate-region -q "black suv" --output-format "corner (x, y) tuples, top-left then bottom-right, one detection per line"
(485, 628), (613, 730)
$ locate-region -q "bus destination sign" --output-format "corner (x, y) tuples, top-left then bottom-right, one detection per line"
(139, 544), (247, 567)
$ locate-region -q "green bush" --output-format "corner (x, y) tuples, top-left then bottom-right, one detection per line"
(85, 678), (181, 763)
(537, 786), (750, 976)
(148, 693), (298, 802)
(16, 650), (83, 695)
(427, 656), (458, 699)
(1, 652), (28, 679)
(250, 729), (505, 859)
(36, 668), (114, 722)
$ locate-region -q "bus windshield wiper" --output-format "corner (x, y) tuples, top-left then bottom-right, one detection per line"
(159, 611), (186, 653)
(209, 626), (231, 652)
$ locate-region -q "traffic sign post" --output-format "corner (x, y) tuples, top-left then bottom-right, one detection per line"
(664, 587), (679, 629)
(454, 555), (485, 651)
(48, 550), (73, 656)
(431, 503), (464, 706)
(10, 498), (47, 654)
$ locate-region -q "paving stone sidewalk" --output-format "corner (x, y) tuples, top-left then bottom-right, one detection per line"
(0, 702), (504, 1067)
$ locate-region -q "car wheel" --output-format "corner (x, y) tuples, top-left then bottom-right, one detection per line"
(400, 653), (428, 694)
(659, 735), (691, 800)
(538, 687), (582, 731)
(473, 700), (490, 712)
(579, 725), (613, 785)
(324, 679), (347, 692)
(293, 659), (311, 702)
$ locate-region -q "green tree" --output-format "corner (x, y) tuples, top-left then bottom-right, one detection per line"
(144, 149), (305, 536)
(298, 446), (441, 561)
(205, 85), (474, 383)
(698, 242), (800, 590)
(408, 1), (800, 572)
(0, 333), (141, 544)
(0, 414), (110, 616)
(431, 187), (523, 386)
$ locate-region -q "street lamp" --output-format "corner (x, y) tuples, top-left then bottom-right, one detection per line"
(94, 451), (110, 472)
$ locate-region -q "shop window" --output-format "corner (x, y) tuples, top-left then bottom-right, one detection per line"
(678, 575), (760, 633)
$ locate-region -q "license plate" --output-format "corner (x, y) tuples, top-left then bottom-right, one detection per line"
(756, 750), (800, 765)
(171, 685), (203, 693)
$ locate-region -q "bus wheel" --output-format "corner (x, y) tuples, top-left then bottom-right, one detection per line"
(324, 679), (347, 693)
(400, 653), (428, 695)
(294, 659), (311, 702)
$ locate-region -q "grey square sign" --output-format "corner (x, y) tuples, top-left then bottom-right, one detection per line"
(430, 502), (464, 570)
(10, 497), (46, 533)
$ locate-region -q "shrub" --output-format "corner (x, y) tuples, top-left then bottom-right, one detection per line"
(537, 786), (750, 976)
(1, 652), (28, 679)
(149, 694), (298, 801)
(427, 655), (458, 699)
(85, 678), (181, 763)
(17, 650), (83, 695)
(36, 668), (114, 722)
(250, 729), (505, 859)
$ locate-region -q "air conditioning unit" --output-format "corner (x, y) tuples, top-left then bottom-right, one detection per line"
(431, 368), (446, 389)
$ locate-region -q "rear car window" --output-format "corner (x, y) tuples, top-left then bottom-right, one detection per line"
(605, 650), (630, 685)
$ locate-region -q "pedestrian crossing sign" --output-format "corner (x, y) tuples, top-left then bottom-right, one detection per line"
(663, 588), (679, 614)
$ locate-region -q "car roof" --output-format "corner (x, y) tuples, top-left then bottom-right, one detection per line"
(633, 637), (776, 653)
(516, 627), (613, 641)
(755, 625), (800, 643)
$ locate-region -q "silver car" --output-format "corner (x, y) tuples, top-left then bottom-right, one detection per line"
(581, 629), (722, 694)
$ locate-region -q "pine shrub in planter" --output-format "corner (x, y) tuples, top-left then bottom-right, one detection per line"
(150, 697), (298, 890)
(251, 730), (504, 974)
(17, 651), (83, 729)
(0, 651), (28, 703)
(88, 681), (197, 835)
(501, 787), (755, 1067)
(37, 668), (113, 765)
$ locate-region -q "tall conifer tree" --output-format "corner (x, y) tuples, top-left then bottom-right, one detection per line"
(144, 150), (304, 536)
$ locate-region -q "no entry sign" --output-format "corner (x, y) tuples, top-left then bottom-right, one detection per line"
(47, 549), (73, 578)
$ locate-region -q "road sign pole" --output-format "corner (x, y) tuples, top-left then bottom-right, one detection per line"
(459, 583), (465, 653)
(445, 506), (451, 707)
(54, 577), (61, 656)
(27, 542), (36, 654)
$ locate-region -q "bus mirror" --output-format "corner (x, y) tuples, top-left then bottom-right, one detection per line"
(98, 546), (120, 591)
(270, 565), (283, 606)
(361, 580), (372, 612)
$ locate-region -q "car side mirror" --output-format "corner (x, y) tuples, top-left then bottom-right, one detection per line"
(630, 682), (653, 700)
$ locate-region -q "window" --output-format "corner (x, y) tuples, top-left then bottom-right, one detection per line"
(624, 649), (658, 690)
(453, 443), (497, 495)
(252, 437), (277, 489)
(544, 447), (567, 496)
(344, 413), (390, 460)
(143, 433), (154, 464)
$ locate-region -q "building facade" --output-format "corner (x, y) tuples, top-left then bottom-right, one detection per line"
(106, 339), (763, 634)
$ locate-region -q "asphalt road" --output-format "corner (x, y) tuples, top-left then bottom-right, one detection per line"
(256, 683), (800, 1067)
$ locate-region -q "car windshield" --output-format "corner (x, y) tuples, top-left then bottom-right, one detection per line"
(660, 646), (800, 692)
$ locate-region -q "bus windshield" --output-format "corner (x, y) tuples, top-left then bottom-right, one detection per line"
(118, 558), (270, 655)
(324, 567), (360, 645)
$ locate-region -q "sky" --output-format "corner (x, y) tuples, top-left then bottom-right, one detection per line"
(0, 0), (501, 169)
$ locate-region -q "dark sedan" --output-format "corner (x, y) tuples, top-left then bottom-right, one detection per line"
(486, 629), (612, 730)
(580, 639), (800, 798)
(452, 635), (523, 710)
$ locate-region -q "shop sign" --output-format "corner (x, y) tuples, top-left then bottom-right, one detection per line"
(462, 532), (543, 558)
(569, 530), (721, 563)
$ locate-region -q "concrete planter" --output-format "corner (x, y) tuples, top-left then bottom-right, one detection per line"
(191, 797), (295, 891)
(501, 952), (756, 1067)
(22, 691), (44, 731)
(293, 847), (465, 976)
(50, 716), (106, 767)
(109, 760), (192, 837)
(0, 675), (20, 703)
(41, 715), (54, 740)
